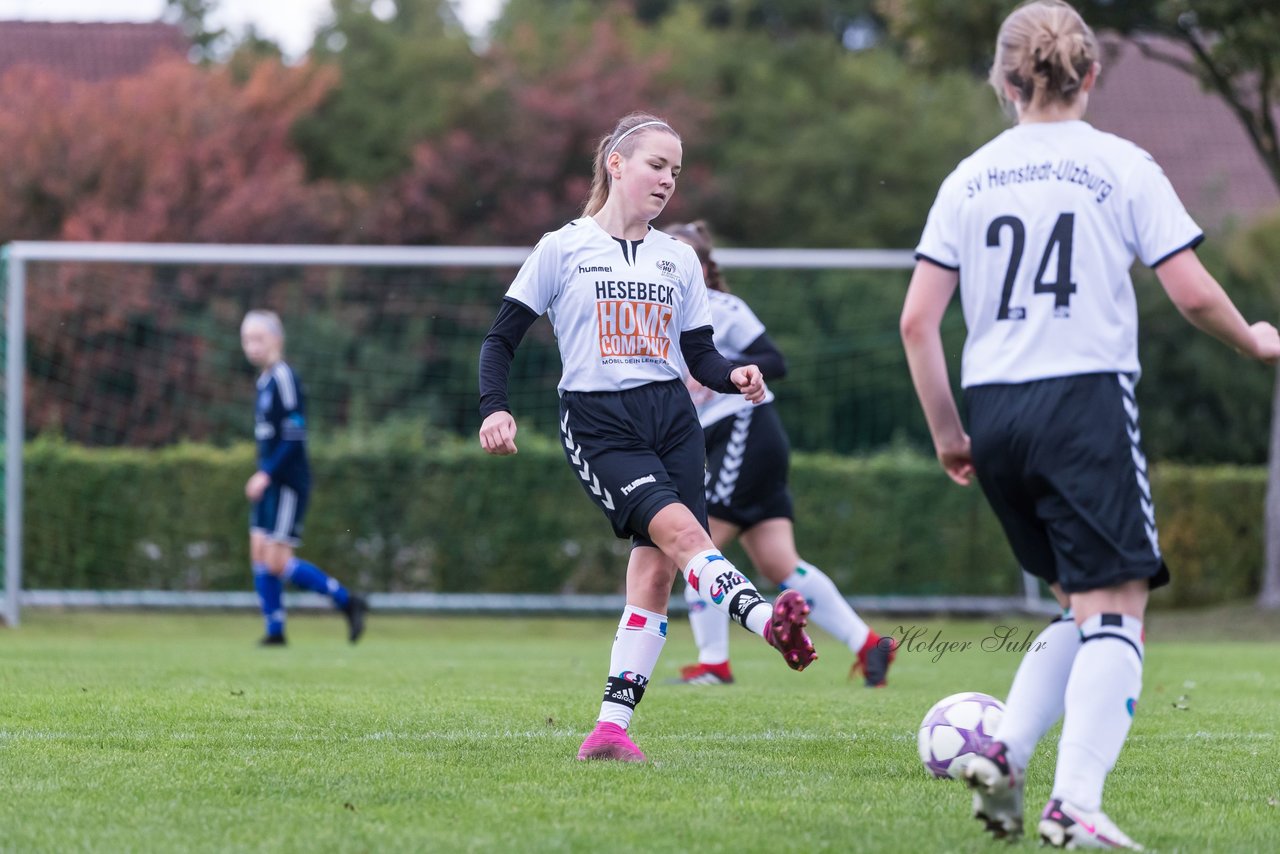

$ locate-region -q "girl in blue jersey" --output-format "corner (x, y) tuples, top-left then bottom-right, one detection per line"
(900, 2), (1280, 848)
(478, 113), (818, 763)
(667, 221), (896, 688)
(241, 310), (368, 646)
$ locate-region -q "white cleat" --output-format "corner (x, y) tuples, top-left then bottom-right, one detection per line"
(1038, 799), (1144, 850)
(963, 741), (1024, 840)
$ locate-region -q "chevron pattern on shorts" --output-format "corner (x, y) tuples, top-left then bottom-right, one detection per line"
(707, 409), (752, 507)
(1118, 373), (1160, 558)
(561, 410), (615, 511)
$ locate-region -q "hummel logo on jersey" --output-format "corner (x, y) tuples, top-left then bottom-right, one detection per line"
(621, 474), (657, 495)
(578, 264), (612, 273)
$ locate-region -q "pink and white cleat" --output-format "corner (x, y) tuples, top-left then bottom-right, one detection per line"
(576, 721), (647, 762)
(1038, 799), (1144, 850)
(762, 589), (818, 671)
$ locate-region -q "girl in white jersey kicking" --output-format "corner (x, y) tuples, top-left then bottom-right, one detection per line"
(901, 2), (1280, 848)
(478, 112), (818, 763)
(666, 221), (896, 688)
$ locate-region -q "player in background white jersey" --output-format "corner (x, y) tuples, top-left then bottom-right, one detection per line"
(666, 221), (896, 688)
(478, 113), (819, 763)
(900, 2), (1280, 848)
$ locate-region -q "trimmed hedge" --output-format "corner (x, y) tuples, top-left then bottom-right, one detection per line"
(19, 437), (1265, 608)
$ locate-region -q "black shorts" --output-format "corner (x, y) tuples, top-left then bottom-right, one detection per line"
(704, 402), (794, 530)
(559, 380), (708, 547)
(965, 372), (1169, 595)
(249, 482), (308, 547)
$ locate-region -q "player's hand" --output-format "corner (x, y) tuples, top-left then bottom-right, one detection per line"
(730, 364), (766, 404)
(245, 471), (271, 502)
(936, 434), (975, 486)
(479, 411), (518, 456)
(1247, 321), (1280, 365)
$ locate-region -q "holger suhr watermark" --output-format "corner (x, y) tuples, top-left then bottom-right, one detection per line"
(886, 624), (1049, 663)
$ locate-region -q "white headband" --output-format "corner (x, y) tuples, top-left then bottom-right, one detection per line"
(606, 121), (671, 159)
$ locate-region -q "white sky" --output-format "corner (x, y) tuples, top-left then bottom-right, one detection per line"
(0, 0), (504, 58)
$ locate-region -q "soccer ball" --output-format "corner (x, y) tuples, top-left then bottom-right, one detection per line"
(917, 691), (1005, 779)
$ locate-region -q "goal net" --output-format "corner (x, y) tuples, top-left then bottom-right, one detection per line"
(1, 242), (1049, 626)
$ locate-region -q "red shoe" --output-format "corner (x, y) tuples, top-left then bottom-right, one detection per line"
(674, 661), (735, 685)
(576, 721), (646, 762)
(762, 589), (817, 671)
(851, 632), (897, 687)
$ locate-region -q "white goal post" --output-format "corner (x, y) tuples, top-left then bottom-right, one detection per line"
(1, 241), (1052, 626)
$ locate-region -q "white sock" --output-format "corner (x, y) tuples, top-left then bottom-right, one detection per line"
(597, 605), (668, 729)
(994, 613), (1081, 769)
(684, 580), (730, 664)
(781, 560), (869, 652)
(683, 550), (770, 636)
(1053, 613), (1144, 812)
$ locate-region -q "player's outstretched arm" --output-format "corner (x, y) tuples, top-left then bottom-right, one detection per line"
(479, 411), (518, 456)
(1156, 249), (1280, 364)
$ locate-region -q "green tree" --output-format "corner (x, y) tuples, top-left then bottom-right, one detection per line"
(294, 0), (481, 184)
(0, 60), (350, 445)
(881, 0), (1280, 192)
(561, 1), (1007, 248)
(163, 0), (236, 63)
(1226, 213), (1280, 607)
(367, 13), (702, 244)
(661, 23), (1005, 247)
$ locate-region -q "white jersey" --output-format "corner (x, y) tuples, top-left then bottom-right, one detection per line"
(916, 120), (1202, 387)
(506, 217), (713, 393)
(694, 290), (776, 427)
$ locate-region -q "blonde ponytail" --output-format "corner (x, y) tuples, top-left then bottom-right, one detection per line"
(990, 0), (1097, 111)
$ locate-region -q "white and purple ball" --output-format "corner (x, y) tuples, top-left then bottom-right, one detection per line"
(917, 692), (1005, 779)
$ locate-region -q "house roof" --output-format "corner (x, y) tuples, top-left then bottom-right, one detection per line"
(1089, 32), (1280, 230)
(0, 21), (187, 83)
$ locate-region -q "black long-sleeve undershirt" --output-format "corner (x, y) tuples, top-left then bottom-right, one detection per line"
(478, 298), (538, 419)
(679, 325), (739, 394)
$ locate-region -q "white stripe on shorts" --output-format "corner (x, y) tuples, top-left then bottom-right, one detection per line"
(1117, 375), (1160, 559)
(273, 486), (297, 542)
(707, 409), (752, 507)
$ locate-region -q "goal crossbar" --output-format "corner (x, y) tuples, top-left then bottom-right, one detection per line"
(5, 241), (1038, 628)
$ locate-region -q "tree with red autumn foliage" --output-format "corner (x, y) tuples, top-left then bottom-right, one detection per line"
(0, 59), (354, 444)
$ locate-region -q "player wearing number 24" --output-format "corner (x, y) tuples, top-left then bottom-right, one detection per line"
(899, 0), (1280, 849)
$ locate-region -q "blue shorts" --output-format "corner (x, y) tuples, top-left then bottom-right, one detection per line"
(250, 483), (309, 547)
(559, 380), (708, 548)
(964, 372), (1170, 594)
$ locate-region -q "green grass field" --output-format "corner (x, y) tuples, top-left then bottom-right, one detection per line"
(1, 607), (1277, 852)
